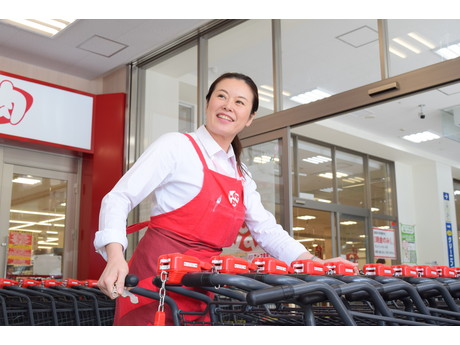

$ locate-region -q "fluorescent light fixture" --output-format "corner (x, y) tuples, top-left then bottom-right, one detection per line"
(408, 32), (435, 49)
(319, 172), (348, 179)
(402, 131), (440, 143)
(341, 221), (357, 225)
(38, 241), (58, 246)
(302, 155), (332, 164)
(297, 215), (316, 220)
(290, 88), (332, 105)
(389, 46), (407, 59)
(435, 43), (460, 60)
(258, 90), (274, 98)
(315, 198), (332, 203)
(260, 85), (291, 97)
(253, 155), (273, 164)
(293, 227), (305, 231)
(371, 207), (380, 212)
(392, 37), (421, 54)
(2, 19), (76, 37)
(12, 177), (41, 185)
(454, 190), (460, 195)
(297, 238), (316, 242)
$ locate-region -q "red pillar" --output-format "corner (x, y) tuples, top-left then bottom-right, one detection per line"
(77, 93), (126, 280)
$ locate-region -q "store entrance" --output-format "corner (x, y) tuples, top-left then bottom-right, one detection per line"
(0, 149), (79, 279)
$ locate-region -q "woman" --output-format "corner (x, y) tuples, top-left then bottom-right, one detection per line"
(94, 72), (356, 325)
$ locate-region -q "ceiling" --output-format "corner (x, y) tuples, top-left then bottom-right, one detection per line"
(1, 18), (459, 181)
(0, 19), (211, 80)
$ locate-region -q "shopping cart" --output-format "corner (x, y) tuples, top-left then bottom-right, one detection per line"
(0, 277), (116, 326)
(125, 253), (460, 326)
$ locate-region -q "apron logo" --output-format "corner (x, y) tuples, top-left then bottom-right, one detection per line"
(228, 191), (240, 207)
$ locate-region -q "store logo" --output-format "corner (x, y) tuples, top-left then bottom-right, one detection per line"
(0, 79), (34, 125)
(228, 190), (240, 207)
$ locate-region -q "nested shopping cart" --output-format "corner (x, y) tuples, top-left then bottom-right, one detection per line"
(125, 253), (460, 326)
(0, 277), (116, 326)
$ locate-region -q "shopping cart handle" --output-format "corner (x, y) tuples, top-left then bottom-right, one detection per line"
(246, 285), (296, 305)
(125, 274), (139, 287)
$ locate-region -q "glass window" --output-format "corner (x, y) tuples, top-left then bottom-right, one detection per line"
(369, 158), (394, 217)
(295, 139), (334, 204)
(339, 214), (367, 267)
(208, 20), (273, 117)
(387, 19), (460, 77)
(142, 45), (198, 149)
(222, 139), (283, 260)
(7, 173), (67, 278)
(293, 207), (331, 260)
(281, 19), (381, 111)
(336, 150), (365, 208)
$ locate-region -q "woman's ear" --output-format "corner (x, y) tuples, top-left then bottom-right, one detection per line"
(245, 113), (256, 127)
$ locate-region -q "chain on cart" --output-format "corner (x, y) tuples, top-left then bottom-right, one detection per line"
(0, 277), (115, 326)
(125, 253), (460, 326)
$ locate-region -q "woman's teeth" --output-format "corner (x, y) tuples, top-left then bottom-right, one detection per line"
(217, 114), (233, 121)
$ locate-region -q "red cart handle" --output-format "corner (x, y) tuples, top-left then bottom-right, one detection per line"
(157, 253), (212, 284)
(291, 259), (327, 275)
(251, 257), (294, 274)
(210, 255), (257, 274)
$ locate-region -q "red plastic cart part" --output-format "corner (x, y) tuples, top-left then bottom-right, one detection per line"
(455, 267), (460, 278)
(19, 278), (41, 287)
(0, 278), (19, 288)
(157, 253), (213, 284)
(42, 279), (62, 287)
(362, 264), (393, 277)
(414, 265), (439, 278)
(323, 261), (356, 276)
(210, 255), (257, 274)
(392, 265), (418, 277)
(63, 278), (83, 287)
(251, 257), (294, 274)
(290, 259), (327, 275)
(83, 280), (99, 287)
(433, 266), (457, 278)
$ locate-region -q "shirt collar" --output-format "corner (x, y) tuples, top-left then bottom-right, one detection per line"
(196, 125), (236, 160)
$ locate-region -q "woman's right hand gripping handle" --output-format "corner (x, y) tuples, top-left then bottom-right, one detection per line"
(97, 243), (129, 299)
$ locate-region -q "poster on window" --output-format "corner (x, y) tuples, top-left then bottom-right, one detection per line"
(7, 231), (33, 266)
(373, 227), (397, 259)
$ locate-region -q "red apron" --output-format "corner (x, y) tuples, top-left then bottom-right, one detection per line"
(113, 133), (245, 326)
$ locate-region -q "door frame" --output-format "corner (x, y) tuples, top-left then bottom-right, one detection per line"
(0, 146), (80, 278)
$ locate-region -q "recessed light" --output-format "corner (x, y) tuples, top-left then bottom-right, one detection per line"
(402, 131), (440, 143)
(2, 19), (76, 37)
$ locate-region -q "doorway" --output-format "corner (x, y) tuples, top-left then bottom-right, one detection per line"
(0, 148), (79, 279)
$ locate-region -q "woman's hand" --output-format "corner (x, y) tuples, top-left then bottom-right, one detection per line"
(97, 243), (129, 298)
(296, 252), (360, 274)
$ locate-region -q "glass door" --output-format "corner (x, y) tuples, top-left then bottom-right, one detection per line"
(222, 128), (290, 261)
(0, 164), (78, 279)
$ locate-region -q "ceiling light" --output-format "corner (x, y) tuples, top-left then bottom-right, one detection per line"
(297, 215), (316, 220)
(302, 155), (332, 164)
(12, 177), (41, 185)
(293, 227), (305, 231)
(392, 37), (421, 54)
(258, 90), (274, 98)
(389, 46), (407, 59)
(290, 88), (332, 105)
(297, 238), (316, 242)
(408, 32), (435, 49)
(341, 221), (357, 225)
(2, 19), (76, 37)
(454, 190), (460, 195)
(402, 131), (440, 143)
(435, 43), (460, 60)
(319, 172), (348, 179)
(315, 198), (332, 203)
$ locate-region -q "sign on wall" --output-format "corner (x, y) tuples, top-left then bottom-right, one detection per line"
(443, 192), (455, 267)
(373, 227), (397, 259)
(0, 72), (94, 152)
(400, 223), (417, 264)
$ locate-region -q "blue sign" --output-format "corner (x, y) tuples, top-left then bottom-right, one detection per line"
(445, 222), (455, 267)
(443, 192), (449, 200)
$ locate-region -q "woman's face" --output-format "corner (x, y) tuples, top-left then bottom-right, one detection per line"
(205, 78), (255, 150)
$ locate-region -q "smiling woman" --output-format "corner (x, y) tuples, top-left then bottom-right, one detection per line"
(94, 72), (358, 326)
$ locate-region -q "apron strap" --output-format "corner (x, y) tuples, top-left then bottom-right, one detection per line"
(127, 221), (150, 234)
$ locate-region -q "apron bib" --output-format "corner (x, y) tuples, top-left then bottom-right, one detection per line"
(114, 133), (245, 326)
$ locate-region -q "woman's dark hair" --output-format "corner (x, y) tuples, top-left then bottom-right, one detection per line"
(206, 72), (259, 172)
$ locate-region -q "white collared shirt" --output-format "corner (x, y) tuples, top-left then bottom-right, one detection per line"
(94, 125), (306, 264)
